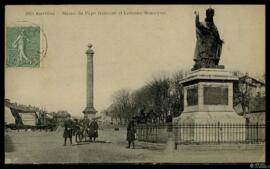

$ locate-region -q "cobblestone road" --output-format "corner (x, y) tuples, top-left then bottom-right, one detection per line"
(5, 127), (265, 164)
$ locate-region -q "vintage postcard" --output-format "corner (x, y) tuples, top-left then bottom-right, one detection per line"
(5, 5), (266, 164)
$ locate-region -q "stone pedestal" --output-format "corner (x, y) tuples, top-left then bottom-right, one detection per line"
(173, 68), (246, 142)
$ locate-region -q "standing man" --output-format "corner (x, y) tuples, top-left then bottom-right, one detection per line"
(83, 116), (90, 141)
(63, 115), (73, 146)
(88, 118), (99, 142)
(73, 119), (81, 143)
(126, 117), (136, 149)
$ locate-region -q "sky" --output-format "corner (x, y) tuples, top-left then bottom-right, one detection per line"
(5, 5), (265, 117)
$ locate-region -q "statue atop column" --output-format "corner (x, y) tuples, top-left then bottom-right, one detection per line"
(193, 7), (224, 70)
(86, 43), (94, 56)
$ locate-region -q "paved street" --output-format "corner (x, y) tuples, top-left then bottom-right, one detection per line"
(5, 127), (265, 164)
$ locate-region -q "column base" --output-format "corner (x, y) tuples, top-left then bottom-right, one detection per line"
(83, 107), (97, 119)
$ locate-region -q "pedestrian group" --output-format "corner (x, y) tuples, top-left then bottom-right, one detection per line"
(63, 115), (137, 149)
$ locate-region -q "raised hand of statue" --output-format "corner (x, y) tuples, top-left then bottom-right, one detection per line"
(219, 39), (224, 44)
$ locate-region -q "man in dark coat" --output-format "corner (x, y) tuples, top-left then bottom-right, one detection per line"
(63, 115), (73, 146)
(88, 119), (99, 142)
(82, 116), (90, 141)
(73, 119), (83, 143)
(126, 117), (136, 149)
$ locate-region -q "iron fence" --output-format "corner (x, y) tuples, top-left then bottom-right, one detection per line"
(136, 123), (265, 148)
(136, 124), (169, 143)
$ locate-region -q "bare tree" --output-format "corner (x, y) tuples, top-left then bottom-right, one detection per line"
(111, 89), (134, 124)
(169, 70), (185, 117)
(105, 70), (186, 125)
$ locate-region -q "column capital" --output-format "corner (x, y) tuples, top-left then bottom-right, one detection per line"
(86, 43), (94, 55)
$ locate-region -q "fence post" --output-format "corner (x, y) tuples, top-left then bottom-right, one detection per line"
(174, 125), (178, 150)
(217, 122), (220, 144)
(245, 122), (248, 144)
(155, 124), (158, 143)
(256, 122), (259, 143)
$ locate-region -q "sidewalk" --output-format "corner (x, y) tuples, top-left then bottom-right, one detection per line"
(135, 139), (265, 163)
(175, 143), (265, 151)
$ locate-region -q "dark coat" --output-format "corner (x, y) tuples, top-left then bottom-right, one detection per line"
(88, 121), (98, 138)
(126, 120), (136, 142)
(63, 119), (73, 138)
(73, 121), (82, 135)
(83, 118), (90, 128)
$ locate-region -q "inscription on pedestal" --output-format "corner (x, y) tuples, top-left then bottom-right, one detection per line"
(187, 87), (198, 106)
(203, 86), (228, 105)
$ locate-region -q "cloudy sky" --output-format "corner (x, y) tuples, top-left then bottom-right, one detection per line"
(5, 5), (265, 117)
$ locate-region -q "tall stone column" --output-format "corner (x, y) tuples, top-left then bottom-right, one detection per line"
(83, 43), (97, 119)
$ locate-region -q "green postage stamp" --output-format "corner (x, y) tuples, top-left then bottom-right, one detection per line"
(6, 26), (41, 67)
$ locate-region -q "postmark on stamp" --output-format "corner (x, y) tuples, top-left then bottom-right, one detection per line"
(6, 26), (41, 67)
